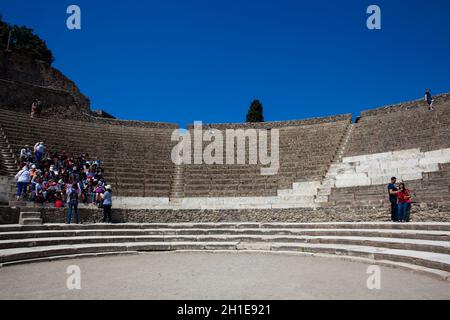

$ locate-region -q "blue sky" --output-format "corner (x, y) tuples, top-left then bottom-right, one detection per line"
(1, 0), (450, 127)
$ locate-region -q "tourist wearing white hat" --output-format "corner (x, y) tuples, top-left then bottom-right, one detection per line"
(15, 165), (31, 201)
(101, 185), (113, 223)
(20, 145), (33, 163)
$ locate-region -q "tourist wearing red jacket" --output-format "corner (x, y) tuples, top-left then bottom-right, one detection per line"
(397, 183), (412, 222)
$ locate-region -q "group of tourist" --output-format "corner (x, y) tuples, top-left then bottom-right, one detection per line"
(14, 142), (113, 224)
(387, 177), (415, 223)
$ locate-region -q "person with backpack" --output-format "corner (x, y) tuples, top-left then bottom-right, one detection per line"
(15, 165), (31, 201)
(66, 183), (81, 224)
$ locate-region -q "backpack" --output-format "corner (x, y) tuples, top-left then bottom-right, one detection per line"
(68, 189), (79, 202)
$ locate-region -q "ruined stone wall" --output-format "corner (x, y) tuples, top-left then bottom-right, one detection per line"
(0, 79), (80, 112)
(0, 50), (90, 113)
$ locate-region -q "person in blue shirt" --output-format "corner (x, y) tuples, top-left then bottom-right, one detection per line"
(388, 177), (399, 222)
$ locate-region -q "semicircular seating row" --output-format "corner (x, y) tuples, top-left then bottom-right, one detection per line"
(0, 222), (449, 281)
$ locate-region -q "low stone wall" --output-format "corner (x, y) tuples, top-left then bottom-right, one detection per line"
(360, 92), (450, 117)
(0, 79), (80, 113)
(188, 114), (352, 130)
(33, 203), (450, 224)
(80, 115), (179, 129)
(0, 50), (90, 112)
(0, 176), (12, 204)
(0, 207), (20, 224)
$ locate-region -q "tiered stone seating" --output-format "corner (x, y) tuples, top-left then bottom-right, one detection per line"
(326, 95), (450, 207)
(1, 222), (449, 280)
(0, 109), (178, 197)
(329, 163), (450, 207)
(183, 117), (351, 197)
(346, 95), (450, 156)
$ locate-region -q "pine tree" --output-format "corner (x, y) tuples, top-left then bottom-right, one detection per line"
(246, 99), (264, 123)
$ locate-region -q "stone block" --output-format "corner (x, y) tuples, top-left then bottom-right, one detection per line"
(420, 156), (450, 166)
(390, 148), (421, 160)
(380, 159), (420, 170)
(398, 172), (423, 181)
(335, 176), (371, 188)
(343, 151), (393, 163)
(370, 176), (393, 186)
(425, 148), (450, 159)
(291, 182), (321, 196)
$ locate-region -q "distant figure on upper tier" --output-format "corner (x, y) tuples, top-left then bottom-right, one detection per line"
(387, 177), (399, 222)
(425, 89), (434, 111)
(36, 99), (43, 117)
(31, 99), (38, 118)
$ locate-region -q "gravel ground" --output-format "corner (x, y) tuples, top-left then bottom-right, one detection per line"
(0, 251), (449, 300)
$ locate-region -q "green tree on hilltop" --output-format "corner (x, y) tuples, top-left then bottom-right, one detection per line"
(0, 15), (54, 64)
(246, 99), (264, 123)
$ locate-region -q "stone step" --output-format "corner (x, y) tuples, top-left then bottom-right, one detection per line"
(2, 222), (450, 232)
(19, 218), (43, 226)
(0, 235), (449, 255)
(268, 242), (450, 273)
(2, 227), (449, 241)
(0, 251), (140, 267)
(19, 212), (41, 219)
(0, 242), (239, 264)
(0, 241), (449, 277)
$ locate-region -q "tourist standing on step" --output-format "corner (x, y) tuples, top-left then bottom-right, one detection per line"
(397, 183), (413, 223)
(388, 177), (399, 222)
(101, 185), (113, 223)
(425, 89), (434, 111)
(66, 183), (81, 224)
(15, 165), (31, 201)
(36, 99), (43, 117)
(20, 145), (33, 164)
(34, 142), (45, 163)
(30, 99), (38, 118)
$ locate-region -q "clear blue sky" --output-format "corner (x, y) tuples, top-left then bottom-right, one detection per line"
(1, 0), (450, 127)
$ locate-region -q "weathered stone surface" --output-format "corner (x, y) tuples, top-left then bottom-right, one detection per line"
(33, 203), (450, 224)
(0, 206), (19, 224)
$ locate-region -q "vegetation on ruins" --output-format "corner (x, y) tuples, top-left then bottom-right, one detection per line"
(246, 99), (264, 123)
(0, 15), (54, 64)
